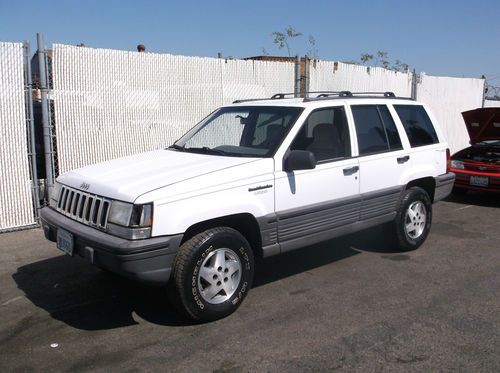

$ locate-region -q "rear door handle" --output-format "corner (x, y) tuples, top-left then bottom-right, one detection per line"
(397, 155), (410, 164)
(343, 166), (359, 176)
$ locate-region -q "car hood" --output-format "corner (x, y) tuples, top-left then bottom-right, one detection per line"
(462, 108), (500, 143)
(57, 149), (261, 202)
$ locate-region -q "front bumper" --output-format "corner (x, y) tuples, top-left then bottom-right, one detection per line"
(40, 207), (183, 285)
(451, 168), (500, 193)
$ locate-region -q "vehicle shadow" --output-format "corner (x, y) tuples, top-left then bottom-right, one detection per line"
(13, 227), (398, 330)
(12, 255), (190, 330)
(445, 191), (500, 208)
(254, 225), (399, 286)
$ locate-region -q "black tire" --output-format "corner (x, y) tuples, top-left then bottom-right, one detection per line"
(390, 187), (433, 251)
(169, 227), (254, 322)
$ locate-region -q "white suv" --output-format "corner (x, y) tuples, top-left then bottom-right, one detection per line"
(41, 91), (455, 321)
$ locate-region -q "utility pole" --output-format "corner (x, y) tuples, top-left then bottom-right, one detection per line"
(37, 33), (55, 199)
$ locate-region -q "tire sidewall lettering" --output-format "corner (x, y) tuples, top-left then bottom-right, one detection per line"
(187, 237), (252, 312)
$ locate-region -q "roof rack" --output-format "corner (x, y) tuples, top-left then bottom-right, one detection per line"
(233, 91), (354, 103)
(233, 91), (411, 104)
(303, 91), (414, 102)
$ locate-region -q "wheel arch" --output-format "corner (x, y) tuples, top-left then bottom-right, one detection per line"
(180, 213), (263, 257)
(405, 177), (436, 202)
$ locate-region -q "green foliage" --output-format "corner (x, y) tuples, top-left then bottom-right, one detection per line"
(360, 53), (373, 64)
(360, 51), (409, 72)
(271, 26), (303, 57)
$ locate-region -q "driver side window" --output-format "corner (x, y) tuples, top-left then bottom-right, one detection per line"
(290, 106), (351, 162)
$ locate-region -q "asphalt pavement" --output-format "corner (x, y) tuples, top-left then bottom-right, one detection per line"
(1, 192), (499, 372)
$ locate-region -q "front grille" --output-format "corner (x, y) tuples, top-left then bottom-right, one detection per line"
(56, 185), (111, 229)
(464, 163), (500, 173)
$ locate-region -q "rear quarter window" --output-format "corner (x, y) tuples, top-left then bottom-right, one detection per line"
(394, 105), (439, 147)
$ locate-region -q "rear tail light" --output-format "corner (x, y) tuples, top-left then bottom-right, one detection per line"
(446, 148), (451, 173)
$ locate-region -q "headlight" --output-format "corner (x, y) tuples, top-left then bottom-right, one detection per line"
(451, 160), (464, 170)
(107, 201), (153, 240)
(49, 182), (62, 208)
(108, 201), (134, 226)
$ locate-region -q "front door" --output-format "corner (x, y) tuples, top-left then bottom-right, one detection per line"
(274, 105), (360, 252)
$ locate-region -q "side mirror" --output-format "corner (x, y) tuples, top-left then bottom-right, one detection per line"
(284, 150), (316, 172)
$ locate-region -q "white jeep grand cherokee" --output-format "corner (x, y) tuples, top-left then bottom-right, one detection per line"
(41, 91), (455, 321)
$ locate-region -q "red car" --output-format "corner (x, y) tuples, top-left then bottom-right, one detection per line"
(450, 108), (500, 193)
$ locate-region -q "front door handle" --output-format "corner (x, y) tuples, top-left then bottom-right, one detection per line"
(397, 155), (410, 164)
(343, 166), (359, 176)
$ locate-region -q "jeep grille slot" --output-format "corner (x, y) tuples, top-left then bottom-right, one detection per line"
(56, 185), (111, 230)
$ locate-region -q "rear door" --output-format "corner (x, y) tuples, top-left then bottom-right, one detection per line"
(392, 104), (446, 178)
(349, 104), (411, 221)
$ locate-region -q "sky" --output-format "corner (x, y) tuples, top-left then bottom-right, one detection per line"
(1, 0), (499, 84)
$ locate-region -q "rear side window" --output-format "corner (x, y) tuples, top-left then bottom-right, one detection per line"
(351, 105), (403, 156)
(394, 105), (439, 147)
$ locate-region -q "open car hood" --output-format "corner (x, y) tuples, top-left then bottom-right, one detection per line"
(462, 108), (500, 144)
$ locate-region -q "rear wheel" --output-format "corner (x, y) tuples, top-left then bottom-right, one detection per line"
(391, 187), (433, 251)
(169, 227), (254, 322)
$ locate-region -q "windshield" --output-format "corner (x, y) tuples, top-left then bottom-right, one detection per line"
(171, 106), (304, 157)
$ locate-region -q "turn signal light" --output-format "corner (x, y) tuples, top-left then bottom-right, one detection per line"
(446, 148), (451, 173)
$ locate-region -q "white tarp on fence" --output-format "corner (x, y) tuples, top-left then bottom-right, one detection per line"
(484, 99), (500, 108)
(309, 61), (413, 97)
(416, 74), (485, 153)
(0, 42), (35, 231)
(52, 44), (294, 173)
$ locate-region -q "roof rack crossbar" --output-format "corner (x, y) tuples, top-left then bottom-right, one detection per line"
(316, 91), (352, 98)
(345, 91), (396, 97)
(315, 91), (394, 98)
(271, 93), (296, 99)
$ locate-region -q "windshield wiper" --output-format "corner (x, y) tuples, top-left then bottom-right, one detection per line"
(168, 144), (186, 151)
(184, 147), (229, 156)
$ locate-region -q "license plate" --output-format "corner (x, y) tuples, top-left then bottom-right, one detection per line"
(470, 175), (489, 187)
(57, 229), (74, 256)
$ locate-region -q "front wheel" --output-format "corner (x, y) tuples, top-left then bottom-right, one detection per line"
(390, 187), (433, 251)
(169, 227), (254, 322)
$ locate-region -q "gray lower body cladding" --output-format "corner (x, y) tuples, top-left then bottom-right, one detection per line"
(40, 207), (183, 285)
(434, 172), (455, 202)
(259, 175), (453, 257)
(275, 186), (401, 253)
